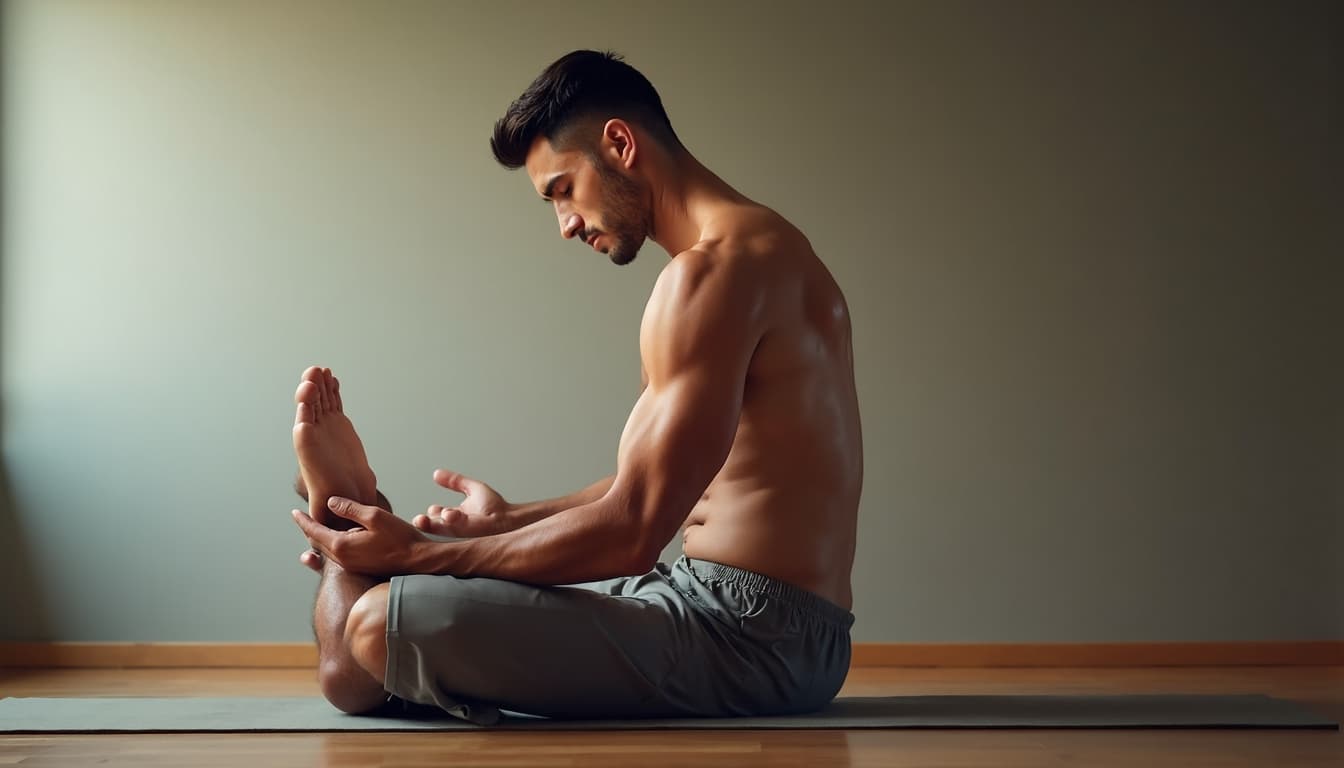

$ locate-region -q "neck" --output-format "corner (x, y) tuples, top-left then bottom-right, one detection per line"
(646, 150), (745, 257)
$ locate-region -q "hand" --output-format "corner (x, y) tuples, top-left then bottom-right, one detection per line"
(291, 497), (429, 577)
(413, 469), (515, 537)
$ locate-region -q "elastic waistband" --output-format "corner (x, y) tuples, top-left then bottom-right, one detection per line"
(683, 557), (855, 629)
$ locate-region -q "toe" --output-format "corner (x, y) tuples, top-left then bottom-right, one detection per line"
(322, 369), (340, 413)
(303, 366), (326, 415)
(329, 372), (344, 412)
(295, 381), (319, 425)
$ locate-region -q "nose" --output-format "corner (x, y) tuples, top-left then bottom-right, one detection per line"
(558, 210), (583, 240)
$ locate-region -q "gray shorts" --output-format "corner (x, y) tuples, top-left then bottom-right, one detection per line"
(382, 556), (854, 724)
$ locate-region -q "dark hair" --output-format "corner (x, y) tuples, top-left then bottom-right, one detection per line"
(491, 50), (682, 169)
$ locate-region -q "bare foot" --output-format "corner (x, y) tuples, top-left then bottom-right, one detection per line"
(293, 366), (378, 532)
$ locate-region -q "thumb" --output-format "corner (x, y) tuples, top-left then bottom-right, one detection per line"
(327, 496), (377, 527)
(433, 469), (477, 496)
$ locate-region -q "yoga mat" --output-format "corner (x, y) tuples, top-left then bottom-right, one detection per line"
(0, 695), (1335, 732)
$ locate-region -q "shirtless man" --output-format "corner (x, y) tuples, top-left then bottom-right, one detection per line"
(290, 50), (863, 723)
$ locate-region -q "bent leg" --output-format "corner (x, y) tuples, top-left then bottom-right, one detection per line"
(346, 583), (390, 684)
(314, 563), (388, 714)
(383, 569), (698, 723)
(286, 365), (393, 712)
(382, 560), (855, 722)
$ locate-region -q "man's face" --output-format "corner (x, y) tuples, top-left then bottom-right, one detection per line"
(525, 137), (650, 266)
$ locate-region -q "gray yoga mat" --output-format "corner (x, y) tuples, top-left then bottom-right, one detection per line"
(0, 695), (1336, 732)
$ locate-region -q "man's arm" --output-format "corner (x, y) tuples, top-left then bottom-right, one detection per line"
(412, 250), (760, 583)
(500, 355), (643, 525)
(417, 364), (643, 537)
(504, 475), (615, 527)
(413, 471), (615, 538)
(293, 250), (762, 581)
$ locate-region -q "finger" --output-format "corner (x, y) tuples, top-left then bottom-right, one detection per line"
(415, 506), (452, 532)
(299, 549), (323, 572)
(419, 505), (473, 536)
(425, 504), (455, 521)
(291, 509), (336, 554)
(327, 496), (380, 528)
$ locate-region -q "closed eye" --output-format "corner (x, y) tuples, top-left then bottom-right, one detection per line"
(541, 175), (569, 203)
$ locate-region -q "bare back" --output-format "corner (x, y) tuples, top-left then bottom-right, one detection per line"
(626, 204), (863, 609)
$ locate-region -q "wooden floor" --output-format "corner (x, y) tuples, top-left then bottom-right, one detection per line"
(1, 666), (1340, 766)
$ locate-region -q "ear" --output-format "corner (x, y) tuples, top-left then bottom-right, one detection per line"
(601, 119), (638, 170)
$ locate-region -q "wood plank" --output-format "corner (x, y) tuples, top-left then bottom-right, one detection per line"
(3, 641), (1341, 669)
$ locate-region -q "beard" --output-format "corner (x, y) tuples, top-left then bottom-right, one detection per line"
(589, 161), (651, 266)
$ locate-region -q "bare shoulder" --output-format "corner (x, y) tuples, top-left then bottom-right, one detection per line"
(648, 242), (762, 320)
(643, 249), (760, 352)
(640, 236), (774, 380)
(654, 205), (803, 299)
(641, 203), (822, 372)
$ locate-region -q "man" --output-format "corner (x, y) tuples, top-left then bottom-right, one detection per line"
(290, 50), (863, 724)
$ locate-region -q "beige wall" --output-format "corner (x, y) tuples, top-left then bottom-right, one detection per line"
(2, 0), (1339, 643)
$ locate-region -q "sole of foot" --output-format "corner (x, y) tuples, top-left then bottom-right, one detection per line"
(293, 366), (378, 531)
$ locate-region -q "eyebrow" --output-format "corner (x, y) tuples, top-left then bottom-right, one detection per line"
(540, 174), (564, 202)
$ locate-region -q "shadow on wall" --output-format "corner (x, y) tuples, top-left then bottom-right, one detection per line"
(0, 426), (53, 643)
(1, 6), (53, 645)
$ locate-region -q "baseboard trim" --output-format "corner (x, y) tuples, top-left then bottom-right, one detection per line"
(3, 641), (1340, 669)
(849, 641), (1344, 667)
(0, 643), (317, 668)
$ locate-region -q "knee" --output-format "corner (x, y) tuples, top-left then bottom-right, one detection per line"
(316, 583), (391, 715)
(345, 582), (391, 683)
(318, 658), (382, 715)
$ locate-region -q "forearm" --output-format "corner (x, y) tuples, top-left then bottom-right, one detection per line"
(505, 475), (614, 529)
(415, 492), (657, 585)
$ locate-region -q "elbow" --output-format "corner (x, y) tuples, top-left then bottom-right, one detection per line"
(612, 529), (660, 576)
(623, 517), (675, 576)
(606, 519), (662, 576)
(601, 485), (672, 576)
(626, 547), (660, 576)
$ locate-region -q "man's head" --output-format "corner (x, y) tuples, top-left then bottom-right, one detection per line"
(491, 51), (683, 265)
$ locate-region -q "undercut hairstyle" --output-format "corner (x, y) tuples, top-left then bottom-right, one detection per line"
(491, 50), (683, 169)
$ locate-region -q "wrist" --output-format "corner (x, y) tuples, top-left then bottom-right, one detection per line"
(410, 538), (446, 574)
(501, 502), (539, 528)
